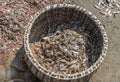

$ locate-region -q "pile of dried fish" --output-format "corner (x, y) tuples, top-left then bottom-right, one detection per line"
(94, 0), (120, 17)
(30, 29), (88, 74)
(0, 0), (75, 81)
(0, 0), (72, 66)
(0, 0), (74, 67)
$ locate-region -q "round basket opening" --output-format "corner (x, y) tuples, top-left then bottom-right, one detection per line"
(24, 4), (108, 80)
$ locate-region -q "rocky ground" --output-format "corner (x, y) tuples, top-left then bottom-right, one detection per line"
(0, 0), (120, 82)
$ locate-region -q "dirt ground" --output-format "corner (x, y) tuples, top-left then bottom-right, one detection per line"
(75, 0), (120, 82)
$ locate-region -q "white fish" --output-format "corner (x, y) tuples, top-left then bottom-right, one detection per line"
(107, 9), (111, 14)
(100, 11), (107, 15)
(105, 8), (110, 12)
(43, 36), (49, 40)
(100, 11), (112, 17)
(112, 11), (120, 14)
(115, 3), (120, 7)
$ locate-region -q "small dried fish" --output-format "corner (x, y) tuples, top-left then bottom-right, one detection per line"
(94, 0), (120, 17)
(30, 29), (88, 74)
(100, 11), (107, 15)
(112, 11), (120, 14)
(94, 5), (102, 10)
(100, 11), (112, 17)
(59, 59), (67, 63)
(44, 58), (53, 62)
(58, 44), (64, 52)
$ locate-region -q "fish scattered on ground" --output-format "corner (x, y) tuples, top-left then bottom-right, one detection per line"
(94, 0), (120, 17)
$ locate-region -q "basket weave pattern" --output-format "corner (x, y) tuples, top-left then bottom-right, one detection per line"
(24, 4), (108, 82)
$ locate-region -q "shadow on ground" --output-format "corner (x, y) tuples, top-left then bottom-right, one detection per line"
(10, 46), (41, 82)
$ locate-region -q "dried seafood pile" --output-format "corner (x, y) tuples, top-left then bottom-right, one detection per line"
(0, 0), (32, 67)
(30, 29), (88, 74)
(94, 0), (120, 17)
(0, 0), (74, 82)
(0, 0), (73, 66)
(0, 0), (72, 66)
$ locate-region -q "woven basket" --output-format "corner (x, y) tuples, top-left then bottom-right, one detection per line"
(24, 4), (108, 82)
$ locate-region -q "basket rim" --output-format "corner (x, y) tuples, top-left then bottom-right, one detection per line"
(24, 4), (108, 80)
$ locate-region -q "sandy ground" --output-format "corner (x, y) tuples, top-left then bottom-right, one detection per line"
(74, 0), (120, 82)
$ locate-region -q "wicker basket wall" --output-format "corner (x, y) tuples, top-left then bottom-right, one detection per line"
(24, 4), (108, 82)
